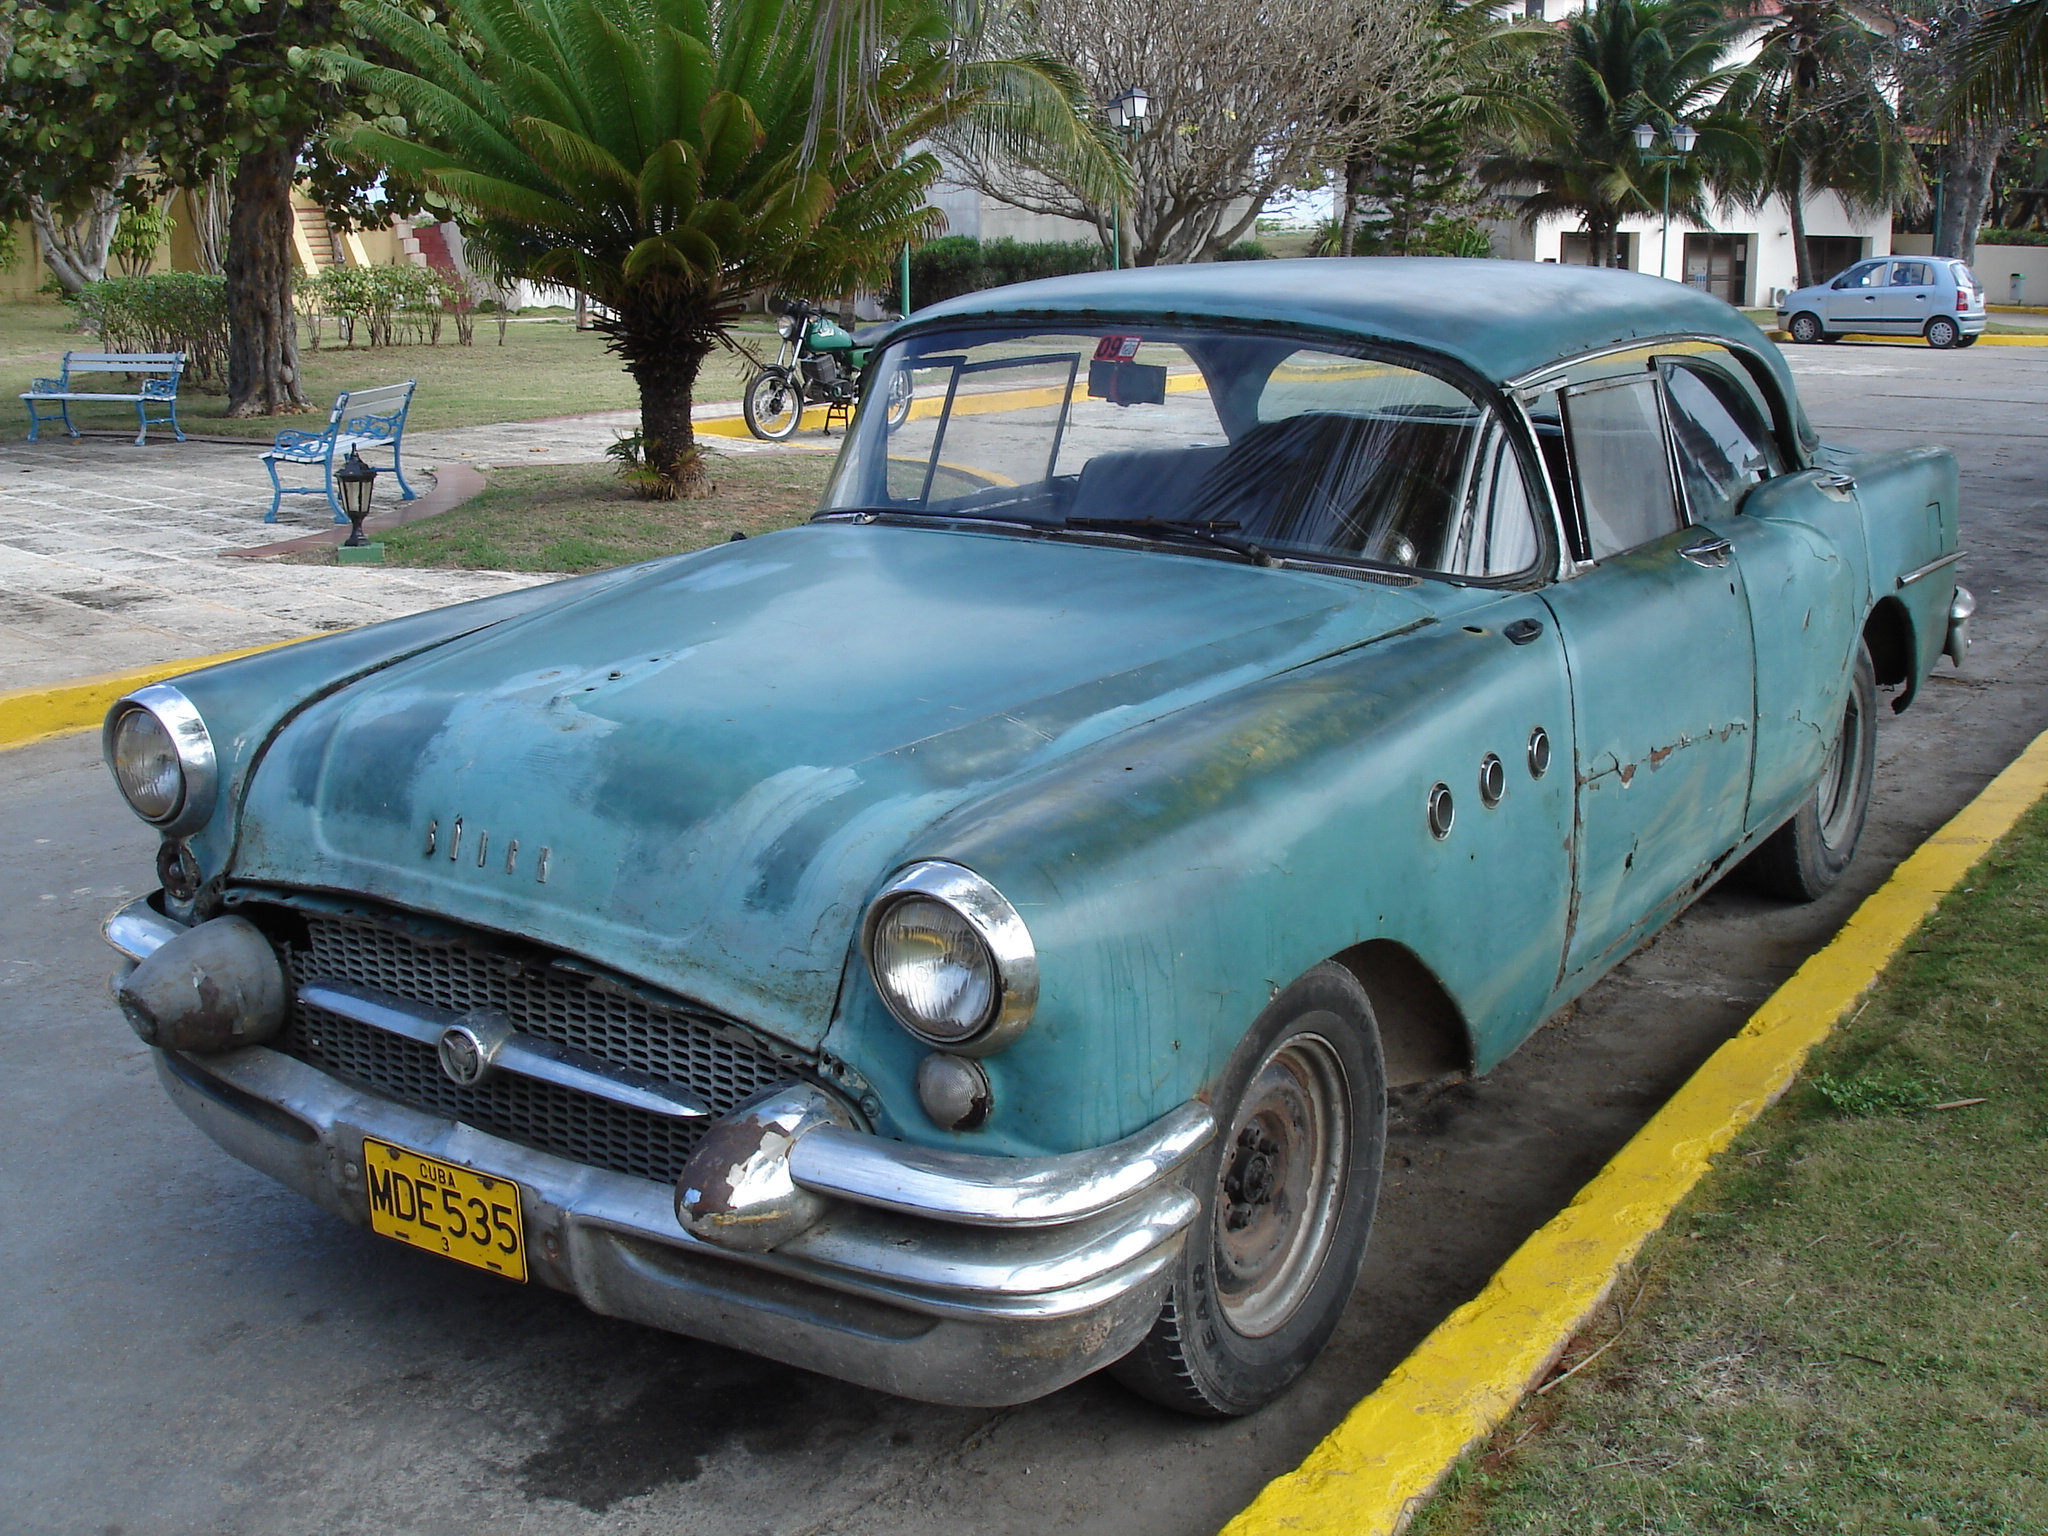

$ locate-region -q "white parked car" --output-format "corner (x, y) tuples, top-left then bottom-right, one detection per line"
(1777, 256), (1987, 348)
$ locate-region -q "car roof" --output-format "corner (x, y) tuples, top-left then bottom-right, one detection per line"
(901, 256), (1812, 450)
(907, 257), (1778, 381)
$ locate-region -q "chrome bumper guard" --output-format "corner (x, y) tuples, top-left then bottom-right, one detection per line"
(107, 898), (1213, 1405)
(1946, 584), (1975, 666)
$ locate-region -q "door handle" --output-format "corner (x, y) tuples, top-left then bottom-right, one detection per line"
(1504, 617), (1544, 646)
(1677, 533), (1733, 569)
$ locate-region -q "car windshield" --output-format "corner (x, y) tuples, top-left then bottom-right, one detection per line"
(819, 324), (1542, 579)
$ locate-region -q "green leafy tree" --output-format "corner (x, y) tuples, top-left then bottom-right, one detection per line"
(325, 0), (1106, 497)
(0, 1), (377, 415)
(1721, 0), (1923, 288)
(1480, 0), (1758, 267)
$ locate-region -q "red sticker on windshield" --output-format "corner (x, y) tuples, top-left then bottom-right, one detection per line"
(1093, 335), (1142, 362)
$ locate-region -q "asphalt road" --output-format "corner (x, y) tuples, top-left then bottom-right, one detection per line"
(5, 340), (2047, 1536)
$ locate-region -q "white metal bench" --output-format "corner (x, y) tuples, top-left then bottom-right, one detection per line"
(21, 352), (186, 446)
(261, 380), (421, 523)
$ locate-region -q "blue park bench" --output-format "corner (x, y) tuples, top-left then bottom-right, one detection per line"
(262, 380), (421, 523)
(21, 352), (186, 446)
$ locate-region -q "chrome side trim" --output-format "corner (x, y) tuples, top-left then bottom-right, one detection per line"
(300, 980), (711, 1120)
(103, 897), (187, 962)
(788, 1100), (1215, 1227)
(1898, 549), (1965, 588)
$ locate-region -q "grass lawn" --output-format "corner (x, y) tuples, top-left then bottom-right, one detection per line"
(0, 299), (779, 443)
(1413, 805), (2048, 1535)
(352, 454), (836, 574)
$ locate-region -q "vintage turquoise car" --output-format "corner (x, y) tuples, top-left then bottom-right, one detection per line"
(101, 260), (1970, 1417)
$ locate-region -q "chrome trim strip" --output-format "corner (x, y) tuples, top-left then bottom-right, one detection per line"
(299, 979), (711, 1120)
(1898, 549), (1964, 588)
(788, 1100), (1215, 1227)
(103, 897), (187, 962)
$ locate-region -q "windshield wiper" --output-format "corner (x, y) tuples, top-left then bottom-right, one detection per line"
(1060, 515), (1274, 566)
(814, 506), (1052, 530)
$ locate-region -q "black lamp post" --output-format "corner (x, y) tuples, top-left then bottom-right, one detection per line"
(1632, 121), (1699, 280)
(1106, 86), (1150, 270)
(335, 448), (379, 547)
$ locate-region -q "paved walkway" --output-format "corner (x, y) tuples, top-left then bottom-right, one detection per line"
(0, 413), (821, 692)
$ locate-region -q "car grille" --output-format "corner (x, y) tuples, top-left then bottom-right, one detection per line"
(271, 909), (802, 1184)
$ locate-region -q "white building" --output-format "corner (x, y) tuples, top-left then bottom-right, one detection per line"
(1491, 0), (1896, 305)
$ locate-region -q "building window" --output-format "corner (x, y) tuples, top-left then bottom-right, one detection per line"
(1803, 236), (1866, 284)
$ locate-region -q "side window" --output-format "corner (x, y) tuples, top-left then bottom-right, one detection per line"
(1661, 363), (1784, 524)
(1441, 422), (1541, 577)
(1838, 262), (1885, 290)
(1890, 261), (1934, 287)
(1561, 377), (1681, 561)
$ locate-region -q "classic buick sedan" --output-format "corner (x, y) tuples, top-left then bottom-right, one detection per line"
(102, 260), (1969, 1417)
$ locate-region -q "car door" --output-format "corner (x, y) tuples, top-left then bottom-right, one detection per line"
(1823, 260), (1888, 332)
(1658, 352), (1867, 838)
(1877, 260), (1938, 335)
(1536, 370), (1757, 987)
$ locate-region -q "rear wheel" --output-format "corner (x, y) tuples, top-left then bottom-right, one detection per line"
(1926, 316), (1961, 349)
(1744, 643), (1878, 901)
(743, 368), (803, 440)
(1111, 963), (1386, 1417)
(1788, 312), (1826, 344)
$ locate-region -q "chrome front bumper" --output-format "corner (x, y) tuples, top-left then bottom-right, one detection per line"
(109, 898), (1211, 1406)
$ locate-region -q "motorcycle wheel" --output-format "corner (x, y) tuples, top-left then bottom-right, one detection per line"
(743, 368), (804, 441)
(883, 370), (913, 430)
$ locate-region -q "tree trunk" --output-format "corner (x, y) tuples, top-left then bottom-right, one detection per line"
(225, 140), (309, 418)
(1787, 169), (1812, 291)
(635, 365), (707, 500)
(25, 154), (140, 294)
(1935, 131), (2007, 262)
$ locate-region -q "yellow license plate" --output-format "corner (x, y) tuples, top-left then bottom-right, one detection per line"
(362, 1137), (527, 1282)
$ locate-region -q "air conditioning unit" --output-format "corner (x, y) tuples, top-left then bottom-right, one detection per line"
(1770, 286), (1790, 306)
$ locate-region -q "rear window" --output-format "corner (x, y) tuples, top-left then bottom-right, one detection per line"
(1950, 262), (1978, 291)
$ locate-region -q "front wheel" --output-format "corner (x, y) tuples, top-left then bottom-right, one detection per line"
(1787, 312), (1826, 344)
(743, 368), (803, 440)
(1743, 643), (1878, 901)
(1926, 316), (1961, 349)
(1111, 963), (1386, 1417)
(882, 369), (913, 429)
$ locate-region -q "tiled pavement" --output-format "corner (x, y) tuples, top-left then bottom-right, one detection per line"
(0, 437), (551, 691)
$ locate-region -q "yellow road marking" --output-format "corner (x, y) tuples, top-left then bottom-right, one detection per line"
(1222, 725), (2048, 1536)
(0, 638), (314, 752)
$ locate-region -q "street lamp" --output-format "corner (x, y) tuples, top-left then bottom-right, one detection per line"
(334, 447), (379, 547)
(1632, 121), (1698, 280)
(1106, 86), (1150, 270)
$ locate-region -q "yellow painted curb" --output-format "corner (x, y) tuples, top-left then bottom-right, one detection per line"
(0, 637), (311, 753)
(1767, 327), (2048, 347)
(1222, 725), (2048, 1536)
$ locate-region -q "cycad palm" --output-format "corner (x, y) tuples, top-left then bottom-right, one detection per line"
(328, 0), (1103, 496)
(1481, 0), (1756, 268)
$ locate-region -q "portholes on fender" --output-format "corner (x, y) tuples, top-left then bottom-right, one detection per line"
(1527, 727), (1552, 779)
(1478, 754), (1505, 808)
(1427, 782), (1455, 840)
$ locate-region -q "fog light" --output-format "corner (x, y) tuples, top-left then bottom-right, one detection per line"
(916, 1052), (992, 1131)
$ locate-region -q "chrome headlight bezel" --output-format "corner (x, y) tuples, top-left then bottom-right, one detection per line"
(102, 684), (217, 836)
(776, 315), (796, 339)
(861, 861), (1038, 1055)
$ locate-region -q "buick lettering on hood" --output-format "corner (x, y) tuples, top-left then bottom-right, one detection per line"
(100, 260), (1968, 1416)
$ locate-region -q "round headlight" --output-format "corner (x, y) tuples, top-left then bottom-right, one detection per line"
(777, 315), (795, 339)
(102, 685), (217, 834)
(111, 707), (184, 820)
(862, 862), (1037, 1054)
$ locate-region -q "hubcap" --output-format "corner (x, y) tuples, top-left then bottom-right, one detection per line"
(1816, 685), (1864, 848)
(751, 376), (800, 434)
(1212, 1031), (1349, 1338)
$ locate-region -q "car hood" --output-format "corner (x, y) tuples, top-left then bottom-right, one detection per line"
(233, 522), (1435, 1048)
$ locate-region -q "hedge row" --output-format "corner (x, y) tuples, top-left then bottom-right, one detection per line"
(71, 272), (229, 385)
(908, 236), (1106, 307)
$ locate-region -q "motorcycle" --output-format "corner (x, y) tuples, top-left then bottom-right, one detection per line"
(742, 298), (913, 441)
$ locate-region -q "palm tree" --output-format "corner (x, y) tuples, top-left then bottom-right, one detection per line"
(1480, 0), (1757, 268)
(327, 0), (1109, 498)
(1948, 0), (2048, 125)
(1721, 0), (1924, 289)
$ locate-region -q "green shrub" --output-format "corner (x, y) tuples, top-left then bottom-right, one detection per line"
(71, 272), (230, 385)
(1215, 241), (1273, 261)
(305, 264), (459, 347)
(907, 235), (1105, 307)
(1977, 227), (2048, 248)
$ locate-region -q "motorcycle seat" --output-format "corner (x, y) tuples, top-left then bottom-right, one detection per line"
(848, 324), (897, 349)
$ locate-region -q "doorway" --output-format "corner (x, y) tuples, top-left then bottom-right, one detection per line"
(1682, 234), (1751, 305)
